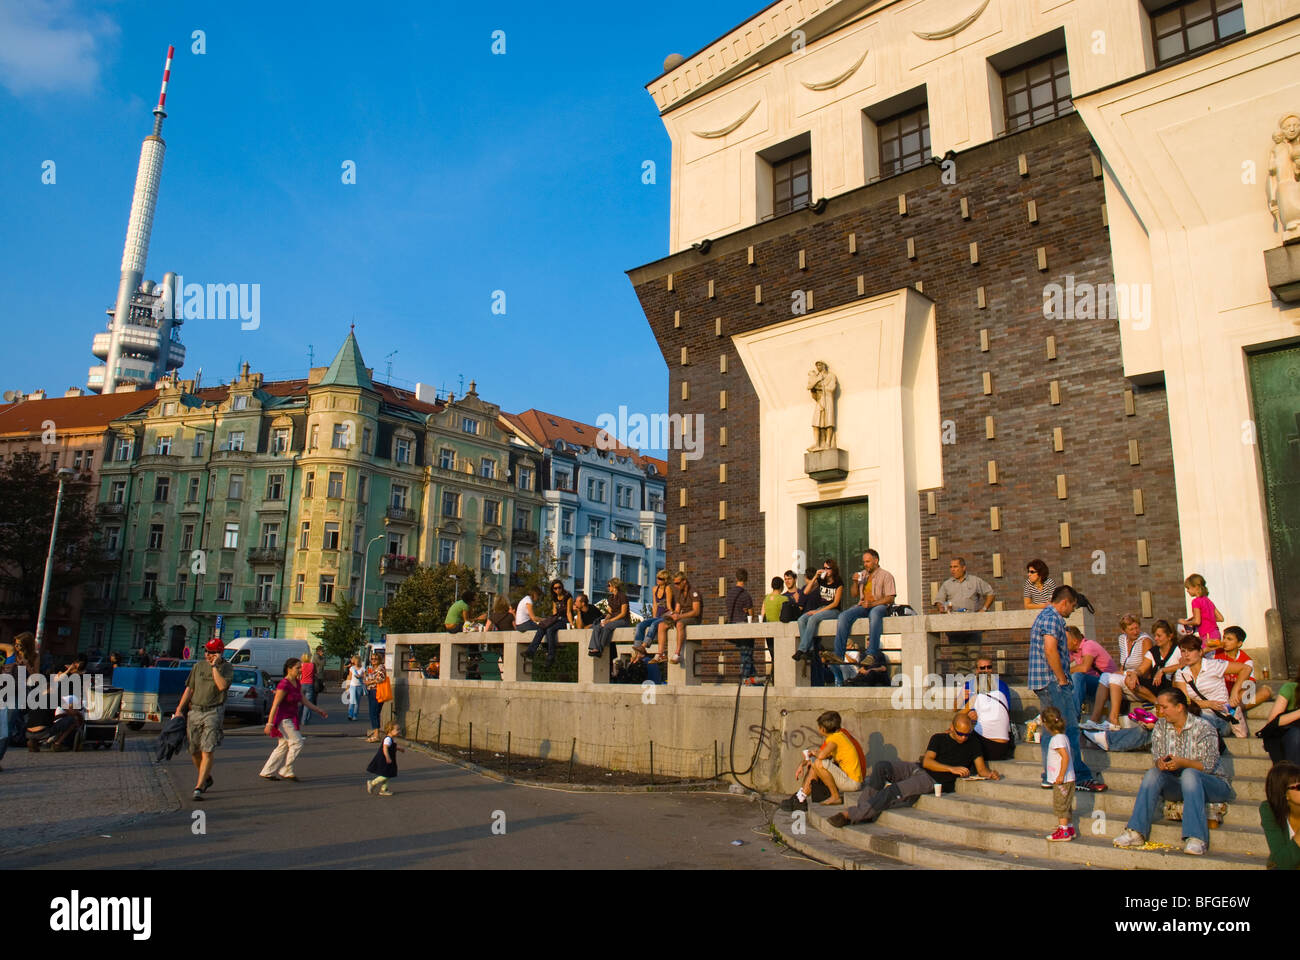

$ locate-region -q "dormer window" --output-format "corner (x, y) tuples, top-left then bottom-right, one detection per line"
(461, 417), (480, 435)
(395, 436), (412, 464)
(233, 395), (249, 410)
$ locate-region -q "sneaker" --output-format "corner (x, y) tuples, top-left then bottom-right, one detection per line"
(1083, 730), (1109, 751)
(366, 780), (375, 794)
(1047, 825), (1076, 842)
(1113, 829), (1146, 848)
(192, 788), (203, 801)
(827, 813), (850, 828)
(778, 794), (809, 812)
(1039, 777), (1052, 790)
(1184, 837), (1207, 856)
(1076, 779), (1108, 793)
(377, 788), (394, 796)
(1078, 720), (1105, 731)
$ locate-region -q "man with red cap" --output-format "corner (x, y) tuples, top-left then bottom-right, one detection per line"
(174, 637), (234, 801)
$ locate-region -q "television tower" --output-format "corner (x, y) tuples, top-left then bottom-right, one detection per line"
(88, 45), (185, 394)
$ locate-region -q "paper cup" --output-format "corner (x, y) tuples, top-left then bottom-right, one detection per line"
(933, 783), (943, 798)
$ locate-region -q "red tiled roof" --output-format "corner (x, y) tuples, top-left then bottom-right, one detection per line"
(503, 409), (667, 473)
(0, 391), (159, 437)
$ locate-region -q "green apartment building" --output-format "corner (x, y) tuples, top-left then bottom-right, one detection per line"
(83, 333), (545, 653)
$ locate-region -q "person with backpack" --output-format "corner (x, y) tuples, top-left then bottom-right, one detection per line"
(724, 569), (763, 685)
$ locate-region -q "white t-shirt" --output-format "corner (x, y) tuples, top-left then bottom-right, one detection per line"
(347, 665), (363, 688)
(1175, 657), (1230, 704)
(971, 690), (1010, 741)
(1046, 733), (1076, 784)
(515, 595), (534, 627)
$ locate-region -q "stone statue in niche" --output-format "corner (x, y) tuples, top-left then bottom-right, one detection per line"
(1268, 112), (1300, 244)
(807, 361), (838, 451)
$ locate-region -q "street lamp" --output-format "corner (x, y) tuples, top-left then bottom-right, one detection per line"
(34, 467), (77, 661)
(358, 531), (386, 648)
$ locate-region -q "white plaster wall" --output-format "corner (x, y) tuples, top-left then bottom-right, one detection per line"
(1074, 21), (1300, 655)
(732, 288), (940, 609)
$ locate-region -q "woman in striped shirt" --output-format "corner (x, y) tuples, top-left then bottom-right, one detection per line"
(1022, 559), (1058, 609)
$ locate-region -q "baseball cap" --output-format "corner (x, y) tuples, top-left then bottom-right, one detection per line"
(205, 638), (225, 653)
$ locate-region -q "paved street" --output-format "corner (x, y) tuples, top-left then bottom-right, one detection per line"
(6, 694), (823, 870)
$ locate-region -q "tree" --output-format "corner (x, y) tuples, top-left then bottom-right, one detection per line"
(384, 563), (484, 634)
(142, 597), (167, 651)
(0, 453), (108, 630)
(513, 538), (561, 614)
(315, 596), (363, 663)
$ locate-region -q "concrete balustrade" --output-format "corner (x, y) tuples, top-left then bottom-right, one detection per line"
(387, 606), (1093, 690)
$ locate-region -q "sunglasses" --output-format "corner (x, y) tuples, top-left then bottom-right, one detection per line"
(1289, 783), (1300, 791)
(951, 730), (970, 739)
(977, 665), (994, 671)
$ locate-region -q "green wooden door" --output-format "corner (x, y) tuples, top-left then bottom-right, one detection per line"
(805, 499), (870, 585)
(1249, 345), (1300, 671)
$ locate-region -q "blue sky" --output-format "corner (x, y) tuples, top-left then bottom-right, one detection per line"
(0, 0), (762, 454)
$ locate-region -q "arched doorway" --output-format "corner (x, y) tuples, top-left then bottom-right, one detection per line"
(168, 624), (187, 658)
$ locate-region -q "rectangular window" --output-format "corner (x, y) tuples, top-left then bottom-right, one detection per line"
(261, 522), (280, 549)
(294, 574), (305, 603)
(1002, 51), (1072, 133)
(772, 150), (811, 217)
(587, 478), (606, 502)
(332, 423), (350, 448)
(395, 437), (411, 464)
(73, 451), (84, 471)
(217, 573), (233, 601)
(193, 433), (206, 458)
(228, 474), (244, 499)
(589, 518), (603, 538)
(300, 522), (310, 549)
(223, 522), (240, 549)
(362, 427), (372, 453)
(558, 555), (571, 577)
(385, 582), (398, 604)
(327, 471), (344, 498)
(83, 450), (95, 471)
(272, 428), (290, 453)
(187, 475), (200, 502)
(304, 472), (315, 498)
(461, 417), (479, 435)
(115, 437), (132, 461)
(233, 395), (249, 410)
(648, 494), (664, 513)
(442, 491), (460, 517)
(148, 524), (164, 550)
(156, 435), (172, 455)
(256, 574), (275, 603)
(202, 521), (211, 549)
(561, 510), (573, 535)
(555, 469), (572, 491)
(266, 473), (284, 500)
(438, 538), (456, 564)
(484, 500), (500, 525)
(438, 448), (455, 470)
(358, 474), (368, 503)
(350, 575), (360, 603)
(514, 511), (531, 532)
(480, 458), (496, 479)
(518, 466), (534, 491)
(387, 533), (403, 555)
(480, 545), (495, 572)
(49, 451), (59, 470)
(181, 524), (195, 552)
(391, 485), (409, 510)
(226, 431), (244, 451)
(318, 575), (335, 604)
(878, 105), (931, 177)
(1151, 0), (1245, 66)
(142, 573), (157, 599)
(110, 480), (127, 504)
(323, 522), (340, 551)
(309, 424), (319, 449)
(175, 573), (188, 601)
(154, 476), (170, 502)
(106, 526), (121, 551)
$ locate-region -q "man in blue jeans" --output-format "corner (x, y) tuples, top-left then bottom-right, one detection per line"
(832, 550), (896, 663)
(1028, 585), (1106, 793)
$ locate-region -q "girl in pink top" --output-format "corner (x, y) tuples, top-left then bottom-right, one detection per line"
(1179, 573), (1224, 648)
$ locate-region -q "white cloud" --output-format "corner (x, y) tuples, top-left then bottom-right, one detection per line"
(0, 0), (118, 96)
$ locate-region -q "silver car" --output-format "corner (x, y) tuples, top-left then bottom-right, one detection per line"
(225, 666), (274, 722)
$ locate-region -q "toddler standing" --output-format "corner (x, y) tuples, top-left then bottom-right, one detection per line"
(1043, 707), (1076, 841)
(366, 720), (403, 796)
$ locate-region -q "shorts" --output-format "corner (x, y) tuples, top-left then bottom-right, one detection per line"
(821, 758), (863, 793)
(1052, 780), (1075, 818)
(187, 704), (225, 754)
(1098, 672), (1126, 688)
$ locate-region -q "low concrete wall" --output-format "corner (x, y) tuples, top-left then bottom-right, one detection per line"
(397, 677), (1029, 793)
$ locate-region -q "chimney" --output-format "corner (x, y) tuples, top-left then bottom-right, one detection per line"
(29, 390), (46, 400)
(64, 387), (84, 398)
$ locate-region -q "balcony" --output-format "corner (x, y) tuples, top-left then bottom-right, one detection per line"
(97, 502), (126, 516)
(512, 527), (538, 546)
(386, 505), (414, 523)
(247, 546), (286, 565)
(243, 600), (279, 616)
(379, 554), (418, 575)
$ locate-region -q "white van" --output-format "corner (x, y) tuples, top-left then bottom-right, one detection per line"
(221, 637), (314, 679)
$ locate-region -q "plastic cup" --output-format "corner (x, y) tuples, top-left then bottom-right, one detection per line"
(933, 783), (943, 798)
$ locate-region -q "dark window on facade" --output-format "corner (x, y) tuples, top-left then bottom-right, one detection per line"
(1002, 51), (1072, 133)
(1151, 0), (1245, 66)
(772, 151), (811, 217)
(878, 106), (931, 177)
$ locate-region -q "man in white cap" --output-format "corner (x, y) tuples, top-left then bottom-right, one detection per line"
(174, 637), (233, 801)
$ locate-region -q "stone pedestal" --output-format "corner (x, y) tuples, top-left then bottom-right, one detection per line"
(804, 446), (848, 481)
(1264, 240), (1300, 303)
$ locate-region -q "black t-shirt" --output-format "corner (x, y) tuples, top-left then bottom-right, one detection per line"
(724, 585), (754, 623)
(815, 576), (842, 609)
(925, 731), (983, 791)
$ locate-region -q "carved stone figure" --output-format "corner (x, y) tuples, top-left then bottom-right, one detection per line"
(1268, 112), (1300, 243)
(807, 361), (838, 451)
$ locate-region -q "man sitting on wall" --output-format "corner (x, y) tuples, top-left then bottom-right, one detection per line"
(827, 712), (1001, 827)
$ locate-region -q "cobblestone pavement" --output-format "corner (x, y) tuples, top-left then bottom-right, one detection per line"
(2, 737), (180, 855)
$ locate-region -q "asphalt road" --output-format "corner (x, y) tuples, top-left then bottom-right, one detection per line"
(10, 697), (824, 870)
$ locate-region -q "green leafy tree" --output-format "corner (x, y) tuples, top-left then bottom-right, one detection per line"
(315, 596), (363, 663)
(0, 453), (107, 631)
(142, 597), (167, 650)
(513, 537), (561, 614)
(384, 563), (484, 634)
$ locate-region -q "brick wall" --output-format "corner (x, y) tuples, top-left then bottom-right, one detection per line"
(629, 114), (1185, 679)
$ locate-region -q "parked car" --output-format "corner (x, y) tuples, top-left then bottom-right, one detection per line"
(225, 666), (274, 723)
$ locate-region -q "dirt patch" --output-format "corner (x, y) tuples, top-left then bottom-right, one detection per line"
(423, 741), (704, 787)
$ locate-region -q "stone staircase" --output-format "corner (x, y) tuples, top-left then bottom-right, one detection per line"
(776, 735), (1272, 869)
